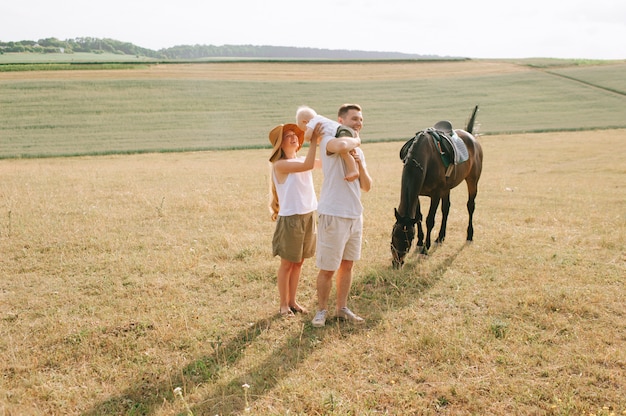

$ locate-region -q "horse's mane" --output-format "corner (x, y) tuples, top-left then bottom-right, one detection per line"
(399, 132), (421, 160)
(400, 128), (444, 161)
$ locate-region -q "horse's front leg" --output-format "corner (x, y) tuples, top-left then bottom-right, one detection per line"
(436, 193), (451, 244)
(424, 197), (440, 253)
(415, 211), (425, 253)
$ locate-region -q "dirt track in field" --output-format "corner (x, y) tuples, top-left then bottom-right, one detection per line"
(0, 60), (533, 81)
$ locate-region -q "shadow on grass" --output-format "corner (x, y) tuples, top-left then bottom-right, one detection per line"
(81, 316), (278, 415)
(82, 242), (467, 415)
(353, 242), (468, 320)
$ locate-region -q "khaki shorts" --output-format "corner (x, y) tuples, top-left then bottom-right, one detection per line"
(272, 212), (316, 263)
(316, 214), (362, 271)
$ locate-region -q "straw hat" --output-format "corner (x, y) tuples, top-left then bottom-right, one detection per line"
(268, 123), (304, 162)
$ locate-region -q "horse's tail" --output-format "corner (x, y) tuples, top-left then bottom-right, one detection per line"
(466, 105), (479, 135)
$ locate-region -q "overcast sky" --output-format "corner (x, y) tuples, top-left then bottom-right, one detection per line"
(2, 0), (625, 59)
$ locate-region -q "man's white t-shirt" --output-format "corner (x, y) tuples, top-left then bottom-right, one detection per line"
(316, 134), (365, 219)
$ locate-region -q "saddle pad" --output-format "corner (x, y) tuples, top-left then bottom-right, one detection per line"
(450, 132), (469, 164)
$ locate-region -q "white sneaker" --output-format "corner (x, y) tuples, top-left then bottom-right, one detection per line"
(311, 310), (327, 327)
(336, 307), (364, 323)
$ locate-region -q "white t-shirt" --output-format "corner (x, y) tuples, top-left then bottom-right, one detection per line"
(316, 135), (365, 219)
(273, 157), (317, 216)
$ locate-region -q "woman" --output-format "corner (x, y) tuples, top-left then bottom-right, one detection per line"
(269, 122), (322, 317)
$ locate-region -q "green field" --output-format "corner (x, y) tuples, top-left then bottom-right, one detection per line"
(1, 60), (625, 158)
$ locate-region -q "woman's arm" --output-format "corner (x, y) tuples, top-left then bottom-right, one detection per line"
(274, 124), (322, 173)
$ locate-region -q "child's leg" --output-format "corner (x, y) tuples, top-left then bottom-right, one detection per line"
(341, 151), (359, 182)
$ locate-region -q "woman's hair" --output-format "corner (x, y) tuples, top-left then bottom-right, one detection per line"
(269, 164), (280, 221)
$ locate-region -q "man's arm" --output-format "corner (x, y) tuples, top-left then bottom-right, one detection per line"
(325, 136), (361, 155)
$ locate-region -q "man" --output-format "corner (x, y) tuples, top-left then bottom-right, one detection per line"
(311, 103), (373, 327)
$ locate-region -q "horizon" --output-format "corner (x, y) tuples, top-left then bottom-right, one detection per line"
(0, 38), (450, 58)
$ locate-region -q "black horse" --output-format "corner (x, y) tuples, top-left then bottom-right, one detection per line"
(391, 106), (483, 269)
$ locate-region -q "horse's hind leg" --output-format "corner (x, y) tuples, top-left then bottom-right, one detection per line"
(466, 180), (478, 241)
(436, 193), (450, 244)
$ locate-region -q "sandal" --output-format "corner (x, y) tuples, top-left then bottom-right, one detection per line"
(290, 305), (309, 314)
(280, 309), (295, 317)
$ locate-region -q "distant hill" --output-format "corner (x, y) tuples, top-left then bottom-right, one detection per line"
(0, 37), (450, 60)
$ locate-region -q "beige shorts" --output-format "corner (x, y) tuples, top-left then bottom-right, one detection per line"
(272, 212), (316, 263)
(316, 214), (362, 271)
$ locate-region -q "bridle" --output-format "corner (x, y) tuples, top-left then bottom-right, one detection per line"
(391, 217), (416, 266)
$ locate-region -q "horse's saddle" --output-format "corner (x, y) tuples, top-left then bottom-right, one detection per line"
(431, 121), (469, 169)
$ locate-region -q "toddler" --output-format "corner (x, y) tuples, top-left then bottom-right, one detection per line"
(296, 105), (359, 182)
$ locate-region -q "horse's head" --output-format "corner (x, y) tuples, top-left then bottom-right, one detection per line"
(391, 208), (417, 269)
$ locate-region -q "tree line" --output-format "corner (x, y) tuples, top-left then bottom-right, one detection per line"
(0, 37), (438, 60)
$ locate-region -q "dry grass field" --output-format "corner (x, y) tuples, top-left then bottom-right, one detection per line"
(0, 60), (625, 415)
(1, 129), (625, 415)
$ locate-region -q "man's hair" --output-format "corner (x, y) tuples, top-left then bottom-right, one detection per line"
(338, 103), (362, 118)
